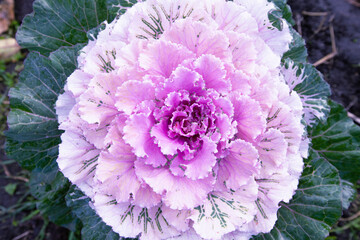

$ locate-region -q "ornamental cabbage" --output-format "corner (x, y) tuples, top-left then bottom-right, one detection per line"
(55, 0), (322, 239)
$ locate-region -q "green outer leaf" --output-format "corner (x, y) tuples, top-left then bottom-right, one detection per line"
(253, 152), (342, 240)
(310, 100), (360, 184)
(5, 45), (83, 230)
(6, 45), (83, 170)
(270, 0), (295, 26)
(106, 0), (139, 19)
(269, 0), (308, 63)
(65, 186), (132, 240)
(89, 1), (139, 41)
(30, 163), (80, 231)
(283, 28), (308, 63)
(339, 179), (356, 210)
(6, 137), (60, 170)
(16, 0), (140, 56)
(268, 9), (285, 31)
(293, 64), (331, 103)
(286, 61), (331, 127)
(16, 0), (110, 56)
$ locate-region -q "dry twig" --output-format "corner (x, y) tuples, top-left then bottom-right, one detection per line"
(295, 13), (303, 36)
(302, 11), (329, 16)
(312, 14), (328, 36)
(12, 231), (32, 240)
(300, 11), (337, 66)
(2, 162), (11, 176)
(1, 163), (29, 182)
(348, 112), (360, 125)
(346, 96), (358, 110)
(313, 23), (337, 66)
(347, 0), (360, 7)
(340, 210), (360, 222)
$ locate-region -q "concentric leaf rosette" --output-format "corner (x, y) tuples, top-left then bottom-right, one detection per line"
(6, 0), (360, 239)
(55, 0), (305, 238)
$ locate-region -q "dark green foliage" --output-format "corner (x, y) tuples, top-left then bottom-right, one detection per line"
(310, 101), (360, 184)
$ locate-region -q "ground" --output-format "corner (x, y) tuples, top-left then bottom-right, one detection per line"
(289, 0), (360, 117)
(0, 0), (359, 239)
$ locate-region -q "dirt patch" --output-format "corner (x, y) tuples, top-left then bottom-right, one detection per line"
(14, 0), (34, 22)
(288, 0), (360, 117)
(0, 139), (70, 240)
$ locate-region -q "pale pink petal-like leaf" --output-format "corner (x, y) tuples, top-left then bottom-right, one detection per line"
(57, 130), (100, 196)
(123, 112), (154, 158)
(96, 152), (140, 203)
(139, 40), (195, 78)
(66, 70), (93, 97)
(194, 54), (231, 94)
(164, 18), (231, 60)
(55, 91), (76, 124)
(232, 95), (266, 141)
(135, 160), (214, 210)
(217, 139), (260, 191)
(93, 194), (181, 240)
(191, 180), (258, 239)
(115, 80), (155, 115)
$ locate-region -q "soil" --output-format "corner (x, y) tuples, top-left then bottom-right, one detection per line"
(0, 143), (70, 239)
(288, 0), (360, 117)
(14, 0), (34, 22)
(0, 0), (359, 239)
